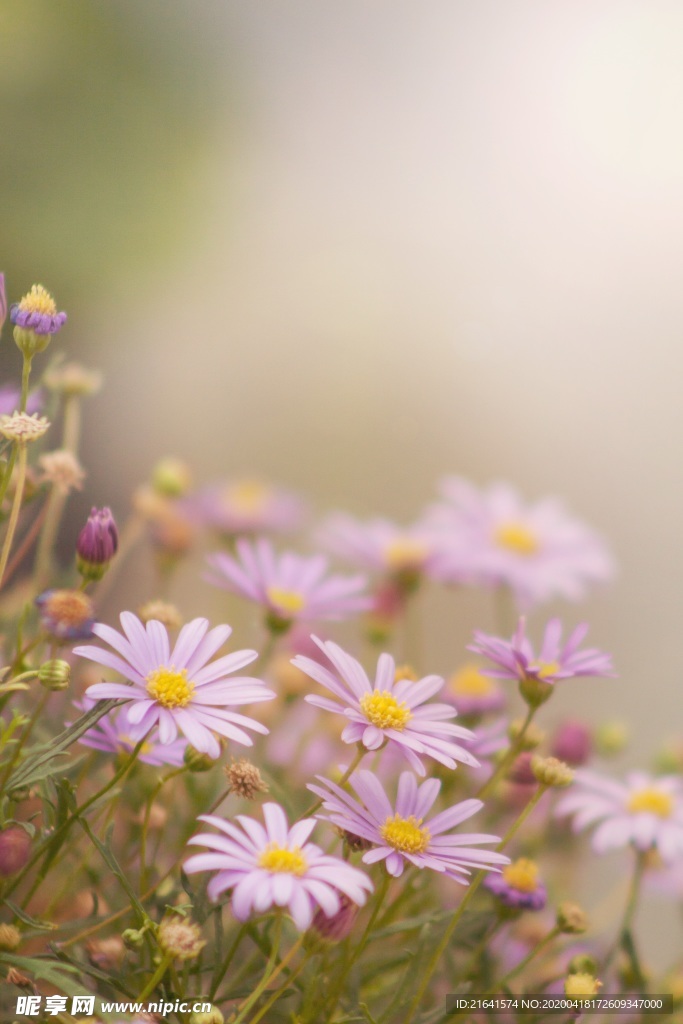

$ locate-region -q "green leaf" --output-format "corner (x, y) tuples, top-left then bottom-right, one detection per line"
(77, 820), (147, 922)
(0, 952), (83, 997)
(7, 699), (121, 791)
(3, 900), (57, 932)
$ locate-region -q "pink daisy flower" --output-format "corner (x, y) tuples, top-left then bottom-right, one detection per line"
(187, 479), (305, 537)
(293, 637), (480, 775)
(428, 477), (614, 608)
(308, 770), (509, 881)
(555, 770), (683, 862)
(318, 513), (441, 588)
(184, 802), (372, 930)
(206, 538), (371, 632)
(75, 698), (187, 767)
(469, 618), (615, 688)
(74, 613), (275, 760)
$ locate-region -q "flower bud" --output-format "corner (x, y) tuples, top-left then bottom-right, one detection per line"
(86, 936), (124, 970)
(508, 719), (545, 751)
(0, 924), (21, 950)
(531, 755), (574, 788)
(76, 506), (118, 581)
(188, 1006), (224, 1024)
(157, 915), (206, 961)
(507, 752), (537, 785)
(557, 901), (588, 934)
(564, 972), (602, 999)
(568, 954), (599, 976)
(0, 826), (31, 876)
(38, 659), (71, 691)
(138, 600), (182, 631)
(184, 746), (217, 773)
(519, 674), (554, 708)
(595, 721), (629, 756)
(551, 720), (592, 767)
(311, 894), (359, 942)
(122, 928), (146, 950)
(152, 458), (192, 498)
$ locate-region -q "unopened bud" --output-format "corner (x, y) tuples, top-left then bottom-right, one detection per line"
(311, 894), (359, 942)
(0, 924), (21, 950)
(568, 954), (599, 976)
(564, 972), (602, 999)
(184, 746), (217, 773)
(122, 927), (146, 950)
(189, 1006), (224, 1024)
(76, 506), (118, 581)
(152, 458), (192, 498)
(38, 659), (71, 691)
(519, 674), (554, 708)
(0, 826), (31, 876)
(138, 600), (182, 631)
(531, 755), (574, 788)
(551, 721), (592, 766)
(595, 721), (629, 756)
(507, 752), (537, 785)
(86, 936), (124, 970)
(557, 901), (588, 934)
(508, 719), (545, 750)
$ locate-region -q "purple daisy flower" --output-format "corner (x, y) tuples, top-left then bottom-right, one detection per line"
(10, 284), (67, 335)
(187, 478), (305, 537)
(469, 618), (615, 689)
(294, 637), (480, 776)
(184, 802), (372, 930)
(484, 857), (547, 910)
(75, 699), (187, 767)
(318, 513), (442, 588)
(444, 662), (507, 717)
(555, 770), (683, 862)
(206, 538), (371, 632)
(74, 613), (275, 759)
(428, 477), (614, 609)
(308, 770), (509, 881)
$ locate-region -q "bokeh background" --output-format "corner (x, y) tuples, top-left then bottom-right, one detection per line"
(3, 0), (683, 962)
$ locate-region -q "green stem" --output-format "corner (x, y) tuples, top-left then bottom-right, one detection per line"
(137, 953), (173, 1001)
(210, 921), (246, 1000)
(233, 918), (305, 1024)
(490, 925), (560, 992)
(20, 353), (32, 412)
(477, 705), (536, 800)
(5, 735), (148, 904)
(404, 784), (549, 1022)
(247, 952), (311, 1024)
(603, 849), (646, 976)
(0, 442), (29, 591)
(0, 687), (50, 793)
(139, 766), (187, 893)
(33, 394), (82, 589)
(324, 871), (391, 1019)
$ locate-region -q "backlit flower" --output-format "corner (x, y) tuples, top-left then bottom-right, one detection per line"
(184, 802), (372, 930)
(469, 618), (614, 706)
(484, 857), (547, 910)
(309, 770), (509, 881)
(428, 477), (614, 608)
(555, 770), (683, 861)
(206, 539), (370, 632)
(75, 613), (275, 759)
(295, 637), (480, 775)
(319, 513), (441, 589)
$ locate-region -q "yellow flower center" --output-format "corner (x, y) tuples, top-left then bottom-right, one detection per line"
(359, 690), (412, 731)
(227, 480), (270, 513)
(535, 661), (560, 679)
(502, 858), (540, 893)
(266, 586), (306, 616)
(627, 787), (674, 818)
(258, 843), (308, 875)
(494, 522), (538, 555)
(384, 538), (427, 571)
(450, 663), (495, 696)
(146, 666), (195, 708)
(18, 284), (57, 316)
(380, 814), (431, 853)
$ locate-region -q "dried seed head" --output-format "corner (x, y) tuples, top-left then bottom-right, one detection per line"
(157, 916), (206, 961)
(226, 759), (268, 800)
(38, 449), (85, 493)
(138, 600), (182, 631)
(0, 412), (50, 444)
(557, 901), (589, 934)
